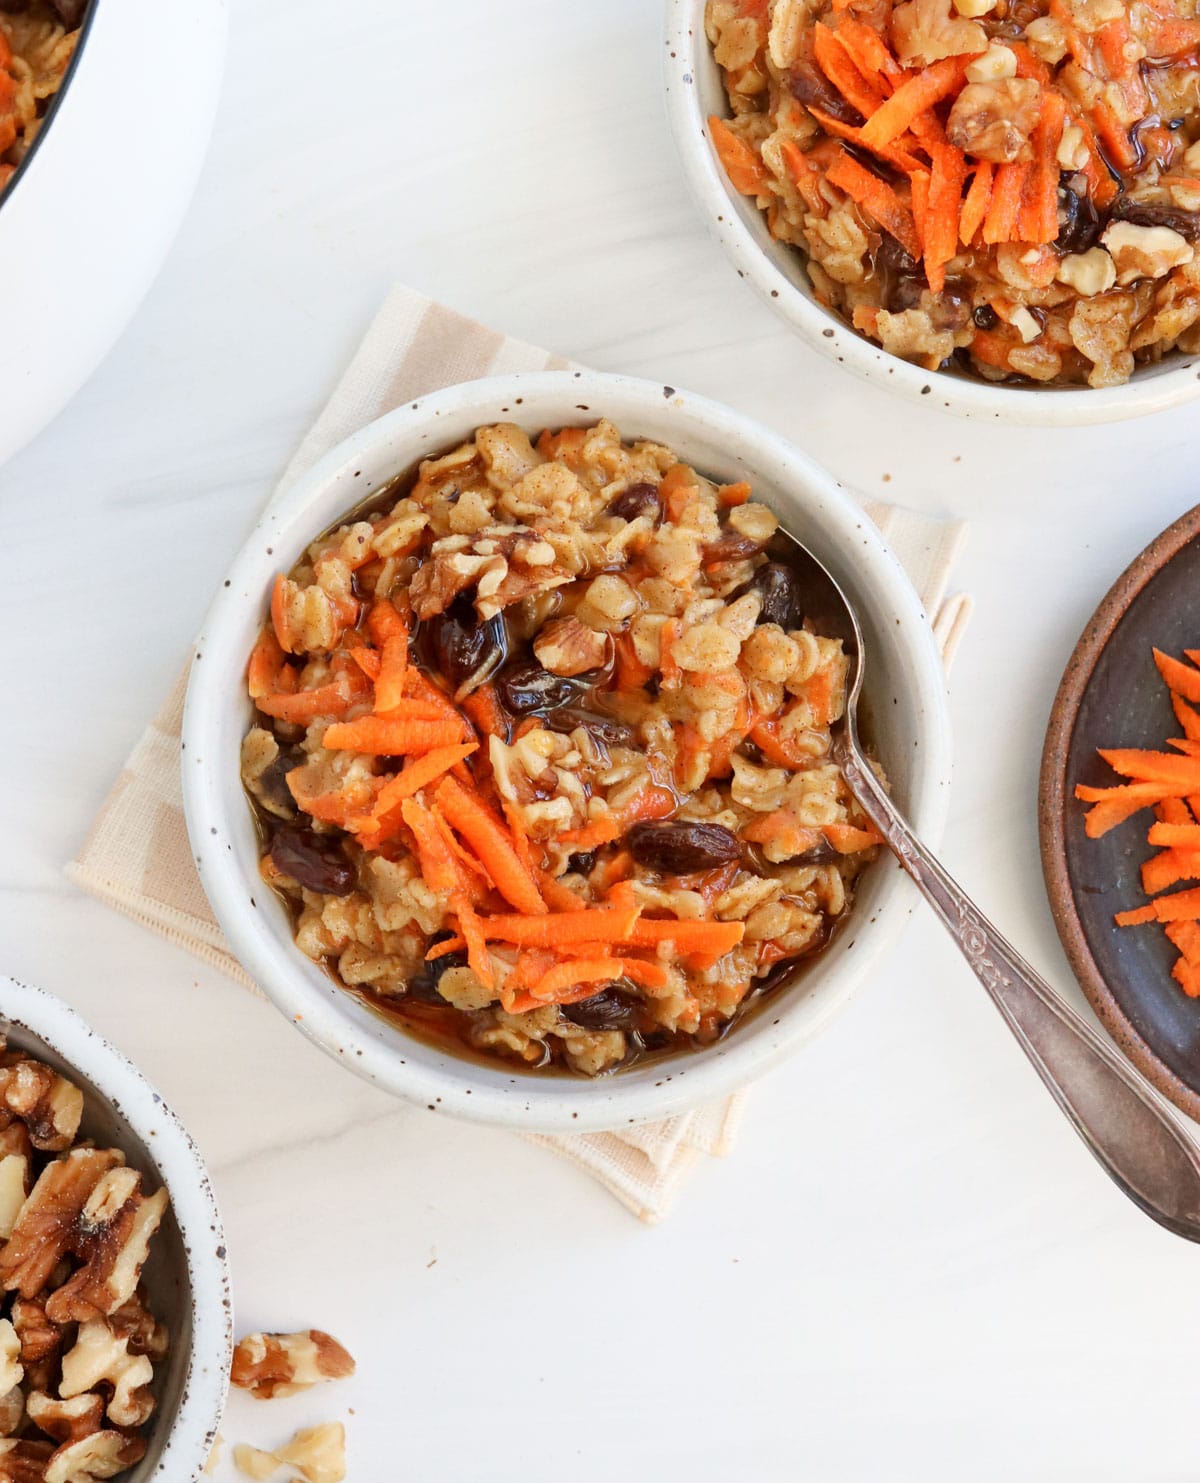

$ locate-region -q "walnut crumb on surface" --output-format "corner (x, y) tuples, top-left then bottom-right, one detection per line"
(231, 1331), (356, 1401)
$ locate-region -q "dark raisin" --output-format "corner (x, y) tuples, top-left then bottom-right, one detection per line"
(254, 746), (304, 820)
(629, 821), (741, 874)
(567, 851), (597, 877)
(1109, 195), (1200, 242)
(607, 482), (662, 523)
(703, 533), (763, 565)
(496, 660), (580, 716)
(50, 0), (87, 22)
(928, 280), (971, 333)
(405, 932), (467, 1003)
(973, 304), (999, 330)
(561, 987), (644, 1031)
(742, 561), (805, 629)
(543, 708), (636, 748)
(787, 65), (864, 127)
(270, 828), (355, 896)
(792, 839), (841, 866)
(423, 596), (506, 695)
(1055, 181), (1102, 254)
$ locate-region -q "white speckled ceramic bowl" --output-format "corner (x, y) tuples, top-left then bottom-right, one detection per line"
(664, 0), (1200, 425)
(0, 977), (231, 1481)
(183, 371), (952, 1133)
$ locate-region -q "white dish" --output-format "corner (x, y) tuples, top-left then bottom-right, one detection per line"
(0, 0), (228, 467)
(0, 976), (231, 1481)
(664, 0), (1200, 425)
(183, 371), (952, 1133)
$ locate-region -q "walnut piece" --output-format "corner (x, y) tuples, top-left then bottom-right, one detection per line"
(231, 1330), (356, 1400)
(891, 0), (986, 65)
(233, 1444), (280, 1480)
(44, 1429), (146, 1483)
(59, 1320), (156, 1430)
(532, 615), (608, 676)
(1101, 220), (1195, 285)
(0, 1063), (83, 1154)
(946, 78), (1042, 162)
(0, 1439), (54, 1483)
(276, 1423), (348, 1483)
(0, 1148), (122, 1300)
(25, 1392), (105, 1447)
(45, 1171), (169, 1324)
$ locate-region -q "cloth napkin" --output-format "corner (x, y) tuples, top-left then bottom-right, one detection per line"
(67, 286), (972, 1224)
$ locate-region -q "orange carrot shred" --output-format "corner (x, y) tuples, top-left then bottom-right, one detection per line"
(324, 717), (464, 754)
(434, 775), (546, 915)
(708, 115), (769, 196)
(858, 55), (971, 149)
(826, 150), (921, 261)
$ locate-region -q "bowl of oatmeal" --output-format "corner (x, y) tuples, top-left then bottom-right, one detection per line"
(183, 372), (952, 1131)
(0, 976), (231, 1481)
(666, 0), (1200, 421)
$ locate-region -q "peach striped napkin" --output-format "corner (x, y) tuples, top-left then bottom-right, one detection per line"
(67, 286), (971, 1223)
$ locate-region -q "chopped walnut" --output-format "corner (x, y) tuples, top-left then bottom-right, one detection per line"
(45, 1172), (168, 1324)
(276, 1423), (348, 1483)
(25, 1393), (104, 1446)
(44, 1429), (145, 1483)
(0, 1440), (54, 1483)
(231, 1330), (356, 1401)
(1101, 220), (1195, 285)
(0, 1321), (23, 1399)
(0, 1124), (33, 1242)
(0, 1063), (83, 1154)
(891, 0), (986, 65)
(233, 1444), (281, 1481)
(946, 78), (1042, 162)
(12, 1297), (65, 1367)
(0, 1148), (122, 1300)
(532, 615), (608, 676)
(59, 1320), (155, 1430)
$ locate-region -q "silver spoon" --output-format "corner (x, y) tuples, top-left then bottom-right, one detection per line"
(780, 532), (1200, 1241)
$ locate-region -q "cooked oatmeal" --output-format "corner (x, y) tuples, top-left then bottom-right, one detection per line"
(0, 1), (86, 198)
(241, 420), (883, 1077)
(707, 0), (1200, 385)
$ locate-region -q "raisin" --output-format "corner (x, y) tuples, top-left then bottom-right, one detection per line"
(628, 821), (741, 873)
(1055, 182), (1102, 254)
(1109, 196), (1200, 241)
(607, 482), (662, 523)
(423, 596), (506, 694)
(788, 66), (864, 127)
(269, 828), (355, 896)
(561, 988), (644, 1031)
(973, 304), (999, 330)
(543, 708), (636, 748)
(742, 561), (805, 629)
(405, 932), (466, 1004)
(496, 660), (580, 716)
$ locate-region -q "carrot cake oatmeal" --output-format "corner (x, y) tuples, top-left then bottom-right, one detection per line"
(707, 0), (1200, 385)
(240, 420), (883, 1077)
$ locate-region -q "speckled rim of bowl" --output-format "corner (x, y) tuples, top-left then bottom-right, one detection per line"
(664, 0), (1200, 426)
(182, 370), (953, 1134)
(0, 976), (232, 1481)
(1039, 505), (1200, 1121)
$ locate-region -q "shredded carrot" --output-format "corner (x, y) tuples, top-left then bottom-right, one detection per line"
(270, 575), (296, 653)
(425, 935), (466, 961)
(625, 918), (745, 957)
(452, 892), (493, 988)
(822, 822), (884, 853)
(1167, 920), (1200, 968)
(779, 140), (829, 216)
(858, 55), (971, 149)
(527, 957), (668, 1005)
(804, 107), (921, 174)
(400, 799), (466, 896)
(374, 612), (410, 714)
(257, 678), (363, 723)
(923, 144), (966, 290)
(360, 744), (479, 824)
(462, 684), (506, 738)
(347, 643), (381, 682)
(718, 481), (751, 508)
(476, 905), (641, 947)
(434, 775), (546, 915)
(1098, 748), (1200, 787)
(834, 15), (902, 86)
(1155, 649), (1200, 704)
(826, 150), (921, 261)
(324, 717), (464, 754)
(959, 162), (993, 246)
(982, 160), (1030, 245)
(708, 115), (768, 196)
(812, 23), (888, 119)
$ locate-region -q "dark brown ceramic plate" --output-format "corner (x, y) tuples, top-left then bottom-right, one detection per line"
(1040, 504), (1200, 1121)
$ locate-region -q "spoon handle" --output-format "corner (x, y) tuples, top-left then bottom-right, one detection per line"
(837, 740), (1200, 1241)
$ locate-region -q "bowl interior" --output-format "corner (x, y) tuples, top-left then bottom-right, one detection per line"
(0, 980), (229, 1479)
(666, 0), (1200, 422)
(186, 374), (951, 1130)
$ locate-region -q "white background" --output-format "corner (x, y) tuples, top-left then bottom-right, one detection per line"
(3, 2), (1200, 1479)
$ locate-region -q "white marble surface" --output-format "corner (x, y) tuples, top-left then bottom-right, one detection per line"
(2, 1), (1200, 1478)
